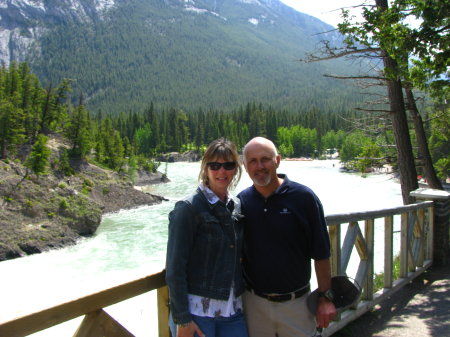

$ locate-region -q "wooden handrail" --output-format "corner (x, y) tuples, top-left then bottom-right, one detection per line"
(0, 271), (167, 337)
(323, 200), (434, 336)
(326, 201), (434, 224)
(0, 201), (436, 337)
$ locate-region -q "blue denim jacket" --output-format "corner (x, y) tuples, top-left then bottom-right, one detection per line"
(165, 188), (245, 324)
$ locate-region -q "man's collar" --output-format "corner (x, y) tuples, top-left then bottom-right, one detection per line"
(274, 174), (289, 194)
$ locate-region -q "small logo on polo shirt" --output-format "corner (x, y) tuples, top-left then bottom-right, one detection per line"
(280, 208), (291, 215)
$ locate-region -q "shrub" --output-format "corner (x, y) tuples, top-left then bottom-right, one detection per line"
(81, 179), (94, 194)
(136, 155), (160, 173)
(83, 178), (94, 187)
(59, 199), (69, 210)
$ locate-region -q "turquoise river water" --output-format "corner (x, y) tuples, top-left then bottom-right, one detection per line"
(0, 160), (403, 336)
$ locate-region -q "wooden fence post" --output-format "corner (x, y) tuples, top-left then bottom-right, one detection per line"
(410, 188), (449, 266)
(157, 286), (170, 337)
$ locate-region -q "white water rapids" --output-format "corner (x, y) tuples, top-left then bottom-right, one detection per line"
(0, 160), (403, 336)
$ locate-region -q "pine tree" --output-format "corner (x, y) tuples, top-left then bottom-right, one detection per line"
(26, 134), (51, 176)
(0, 100), (25, 159)
(39, 80), (71, 135)
(66, 99), (93, 159)
(58, 148), (74, 176)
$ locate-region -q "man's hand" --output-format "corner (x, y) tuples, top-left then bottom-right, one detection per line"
(314, 258), (337, 328)
(177, 321), (205, 337)
(315, 297), (337, 328)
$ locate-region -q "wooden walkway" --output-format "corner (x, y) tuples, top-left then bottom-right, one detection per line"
(331, 262), (450, 337)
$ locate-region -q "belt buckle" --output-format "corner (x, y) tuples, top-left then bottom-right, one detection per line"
(267, 293), (290, 302)
(267, 294), (280, 301)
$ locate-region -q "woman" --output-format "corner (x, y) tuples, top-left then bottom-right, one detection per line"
(165, 138), (248, 337)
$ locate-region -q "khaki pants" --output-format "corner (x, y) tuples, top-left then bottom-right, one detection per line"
(243, 290), (316, 337)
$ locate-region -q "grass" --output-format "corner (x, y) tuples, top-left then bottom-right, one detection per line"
(373, 255), (401, 291)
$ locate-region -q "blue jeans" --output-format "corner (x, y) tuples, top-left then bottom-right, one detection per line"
(169, 311), (249, 337)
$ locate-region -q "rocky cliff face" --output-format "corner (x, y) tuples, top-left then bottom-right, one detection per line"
(0, 0), (115, 65)
(0, 0), (335, 67)
(0, 134), (167, 261)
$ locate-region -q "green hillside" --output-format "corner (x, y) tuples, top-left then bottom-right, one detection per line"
(27, 0), (362, 115)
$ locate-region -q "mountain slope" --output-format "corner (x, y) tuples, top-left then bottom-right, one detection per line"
(1, 0), (361, 114)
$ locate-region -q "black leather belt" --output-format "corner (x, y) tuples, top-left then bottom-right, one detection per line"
(246, 285), (310, 302)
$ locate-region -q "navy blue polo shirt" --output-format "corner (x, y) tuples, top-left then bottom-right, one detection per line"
(238, 174), (330, 294)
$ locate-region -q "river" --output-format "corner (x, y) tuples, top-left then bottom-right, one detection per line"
(0, 160), (403, 336)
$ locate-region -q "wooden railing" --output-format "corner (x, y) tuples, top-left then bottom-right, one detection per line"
(323, 200), (434, 336)
(0, 271), (171, 337)
(0, 201), (435, 337)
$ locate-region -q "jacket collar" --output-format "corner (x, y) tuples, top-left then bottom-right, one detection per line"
(196, 185), (236, 210)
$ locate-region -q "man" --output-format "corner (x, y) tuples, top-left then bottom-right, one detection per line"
(238, 137), (336, 337)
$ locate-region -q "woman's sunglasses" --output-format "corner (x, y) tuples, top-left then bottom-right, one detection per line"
(207, 161), (237, 171)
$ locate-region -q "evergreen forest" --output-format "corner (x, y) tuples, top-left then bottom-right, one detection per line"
(26, 0), (362, 115)
(0, 62), (448, 181)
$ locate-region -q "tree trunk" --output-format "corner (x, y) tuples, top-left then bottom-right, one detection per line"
(404, 83), (443, 190)
(381, 53), (419, 204)
(376, 0), (418, 204)
(0, 140), (6, 159)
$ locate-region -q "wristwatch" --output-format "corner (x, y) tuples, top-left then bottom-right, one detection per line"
(177, 321), (193, 328)
(318, 289), (334, 302)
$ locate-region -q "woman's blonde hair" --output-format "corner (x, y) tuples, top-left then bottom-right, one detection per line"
(198, 138), (242, 190)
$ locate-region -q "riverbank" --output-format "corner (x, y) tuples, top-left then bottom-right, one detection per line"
(0, 158), (168, 262)
(0, 154), (403, 262)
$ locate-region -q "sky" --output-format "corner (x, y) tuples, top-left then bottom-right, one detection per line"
(279, 0), (365, 27)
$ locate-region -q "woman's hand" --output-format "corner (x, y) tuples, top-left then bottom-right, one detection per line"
(177, 321), (205, 337)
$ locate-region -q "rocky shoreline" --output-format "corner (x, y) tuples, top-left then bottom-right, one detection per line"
(155, 150), (201, 163)
(0, 159), (170, 262)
